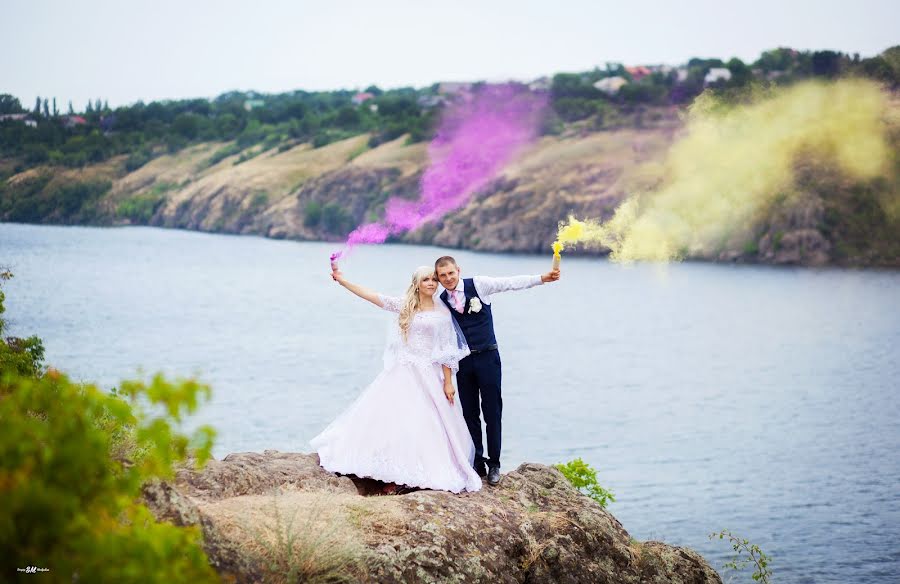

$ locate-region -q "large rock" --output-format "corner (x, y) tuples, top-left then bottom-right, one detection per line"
(144, 450), (721, 584)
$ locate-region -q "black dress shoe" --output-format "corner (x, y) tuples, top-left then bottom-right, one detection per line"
(487, 465), (501, 486)
(475, 465), (487, 478)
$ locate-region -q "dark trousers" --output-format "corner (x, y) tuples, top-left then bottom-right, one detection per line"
(456, 349), (502, 469)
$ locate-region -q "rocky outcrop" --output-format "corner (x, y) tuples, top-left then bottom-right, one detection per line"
(143, 450), (721, 584)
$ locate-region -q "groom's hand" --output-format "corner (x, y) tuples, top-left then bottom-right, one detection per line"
(541, 268), (561, 283)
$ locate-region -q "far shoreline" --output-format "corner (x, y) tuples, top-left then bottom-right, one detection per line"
(3, 220), (897, 272)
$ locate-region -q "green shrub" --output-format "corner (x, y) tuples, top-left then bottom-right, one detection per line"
(0, 173), (52, 222)
(236, 120), (270, 148)
(250, 191), (269, 211)
(0, 272), (219, 582)
(233, 148), (261, 166)
(1, 370), (219, 583)
(304, 201), (322, 227)
(347, 142), (369, 161)
(206, 143), (242, 167)
(320, 202), (354, 235)
(0, 270), (45, 377)
(1, 177), (111, 223)
(554, 457), (615, 508)
(116, 193), (166, 223)
(125, 149), (154, 171)
(312, 130), (341, 148)
(709, 530), (772, 583)
(553, 98), (601, 122)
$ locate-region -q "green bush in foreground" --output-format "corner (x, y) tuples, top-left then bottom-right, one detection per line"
(0, 368), (219, 582)
(0, 270), (45, 377)
(554, 457), (616, 508)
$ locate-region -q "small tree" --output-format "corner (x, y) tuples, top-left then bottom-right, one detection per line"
(1, 370), (219, 582)
(0, 273), (219, 582)
(0, 270), (45, 377)
(709, 530), (772, 583)
(811, 50), (842, 77)
(0, 93), (24, 114)
(554, 458), (615, 508)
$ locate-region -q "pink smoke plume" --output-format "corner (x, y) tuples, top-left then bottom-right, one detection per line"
(330, 84), (547, 262)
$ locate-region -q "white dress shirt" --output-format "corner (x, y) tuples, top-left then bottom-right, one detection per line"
(446, 274), (543, 305)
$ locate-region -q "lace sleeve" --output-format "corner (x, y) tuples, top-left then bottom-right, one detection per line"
(377, 294), (403, 313)
(431, 304), (470, 373)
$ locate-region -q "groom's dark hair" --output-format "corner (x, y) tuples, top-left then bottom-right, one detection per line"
(435, 256), (457, 270)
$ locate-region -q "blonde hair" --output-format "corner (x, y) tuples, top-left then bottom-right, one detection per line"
(399, 266), (436, 342)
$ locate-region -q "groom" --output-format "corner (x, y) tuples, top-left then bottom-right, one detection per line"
(436, 255), (560, 486)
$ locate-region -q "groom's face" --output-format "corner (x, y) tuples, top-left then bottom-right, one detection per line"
(437, 262), (460, 291)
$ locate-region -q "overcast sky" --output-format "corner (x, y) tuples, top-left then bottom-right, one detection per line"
(3, 0), (898, 109)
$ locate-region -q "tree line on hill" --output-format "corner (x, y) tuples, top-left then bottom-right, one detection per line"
(0, 46), (897, 179)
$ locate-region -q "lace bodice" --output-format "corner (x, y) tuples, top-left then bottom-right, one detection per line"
(378, 294), (470, 372)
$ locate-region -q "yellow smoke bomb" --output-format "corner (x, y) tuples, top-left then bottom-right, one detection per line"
(551, 242), (562, 270)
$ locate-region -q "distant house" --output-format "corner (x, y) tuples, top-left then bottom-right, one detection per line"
(351, 92), (375, 106)
(704, 68), (732, 85)
(593, 76), (628, 95)
(243, 99), (265, 111)
(626, 66), (652, 81)
(62, 115), (87, 129)
(676, 67), (689, 83)
(437, 82), (473, 96)
(528, 77), (552, 92)
(0, 113), (35, 127)
(417, 95), (446, 108)
(0, 113), (39, 128)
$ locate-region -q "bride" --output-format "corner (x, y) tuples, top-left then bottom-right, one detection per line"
(310, 265), (482, 493)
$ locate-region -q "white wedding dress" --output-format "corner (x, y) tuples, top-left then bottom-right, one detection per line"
(310, 293), (482, 493)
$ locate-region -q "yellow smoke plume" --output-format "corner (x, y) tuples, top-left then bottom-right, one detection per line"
(552, 78), (894, 262)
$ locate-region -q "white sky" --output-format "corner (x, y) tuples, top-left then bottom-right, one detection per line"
(3, 0), (898, 109)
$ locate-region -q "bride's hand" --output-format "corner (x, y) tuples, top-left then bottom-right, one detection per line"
(331, 268), (345, 285)
(443, 382), (456, 405)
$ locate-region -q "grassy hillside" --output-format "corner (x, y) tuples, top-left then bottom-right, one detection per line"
(2, 98), (898, 267)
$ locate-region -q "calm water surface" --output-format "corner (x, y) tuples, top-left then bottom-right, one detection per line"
(2, 223), (898, 583)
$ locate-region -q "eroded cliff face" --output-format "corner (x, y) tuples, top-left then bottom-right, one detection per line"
(128, 120), (686, 257)
(7, 103), (898, 266)
(142, 450), (722, 584)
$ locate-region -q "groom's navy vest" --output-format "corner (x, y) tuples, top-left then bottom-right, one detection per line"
(441, 278), (497, 351)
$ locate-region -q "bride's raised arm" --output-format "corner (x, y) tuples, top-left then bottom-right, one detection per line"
(331, 267), (386, 308)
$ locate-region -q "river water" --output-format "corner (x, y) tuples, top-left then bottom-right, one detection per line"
(2, 222), (898, 583)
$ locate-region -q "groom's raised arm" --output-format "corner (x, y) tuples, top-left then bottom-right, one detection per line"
(473, 272), (555, 305)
